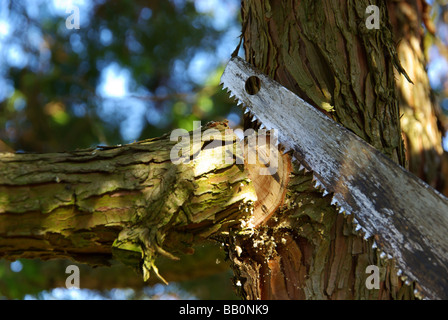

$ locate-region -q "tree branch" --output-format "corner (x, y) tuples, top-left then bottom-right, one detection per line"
(0, 122), (258, 283)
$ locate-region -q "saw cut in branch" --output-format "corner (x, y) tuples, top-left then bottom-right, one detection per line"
(0, 122), (261, 282)
(243, 130), (292, 227)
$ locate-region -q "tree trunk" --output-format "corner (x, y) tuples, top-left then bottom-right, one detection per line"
(230, 0), (419, 299)
(387, 0), (446, 194)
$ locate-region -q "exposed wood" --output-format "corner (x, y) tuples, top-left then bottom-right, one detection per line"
(243, 132), (292, 226)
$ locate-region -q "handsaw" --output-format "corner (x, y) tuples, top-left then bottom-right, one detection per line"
(220, 56), (448, 300)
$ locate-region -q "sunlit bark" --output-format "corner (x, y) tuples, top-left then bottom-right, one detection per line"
(0, 122), (257, 283)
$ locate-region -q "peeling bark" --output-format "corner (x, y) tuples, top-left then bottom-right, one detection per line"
(0, 122), (258, 282)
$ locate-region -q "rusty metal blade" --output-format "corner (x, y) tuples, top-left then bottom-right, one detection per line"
(221, 56), (448, 300)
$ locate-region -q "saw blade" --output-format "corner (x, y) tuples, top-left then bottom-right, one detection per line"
(221, 56), (448, 300)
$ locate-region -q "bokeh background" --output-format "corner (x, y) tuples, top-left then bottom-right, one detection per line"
(0, 0), (447, 299)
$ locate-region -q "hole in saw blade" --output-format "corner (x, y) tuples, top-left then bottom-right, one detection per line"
(245, 76), (261, 95)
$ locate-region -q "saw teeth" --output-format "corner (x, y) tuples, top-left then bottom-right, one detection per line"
(397, 269), (403, 276)
(372, 241), (377, 249)
(379, 252), (387, 259)
(244, 108), (250, 114)
(413, 289), (423, 299)
(322, 190), (329, 197)
(363, 231), (371, 240)
(338, 207), (345, 214)
(355, 224), (362, 232)
(311, 175), (319, 187)
(252, 114), (257, 122)
(330, 197), (338, 206)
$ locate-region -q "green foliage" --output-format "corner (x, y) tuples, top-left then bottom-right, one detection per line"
(0, 260), (47, 299)
(0, 0), (240, 152)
